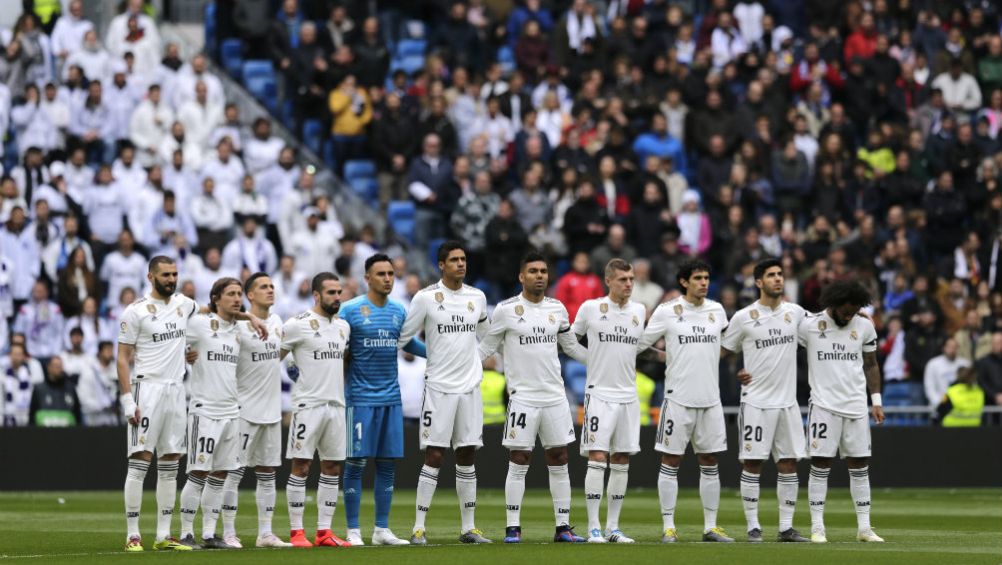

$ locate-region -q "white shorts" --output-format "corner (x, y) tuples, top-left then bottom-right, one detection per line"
(655, 399), (727, 455)
(419, 387), (484, 450)
(187, 413), (240, 472)
(579, 395), (640, 457)
(502, 399), (577, 450)
(126, 380), (186, 457)
(287, 403), (346, 461)
(806, 404), (871, 458)
(738, 404), (806, 462)
(238, 419), (282, 468)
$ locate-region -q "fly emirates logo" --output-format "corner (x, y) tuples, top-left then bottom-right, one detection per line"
(679, 325), (717, 344)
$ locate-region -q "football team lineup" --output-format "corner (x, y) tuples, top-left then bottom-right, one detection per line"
(90, 245), (985, 556)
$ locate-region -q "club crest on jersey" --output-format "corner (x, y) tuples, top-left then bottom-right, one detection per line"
(548, 313), (556, 325)
(147, 304), (157, 319)
(599, 302), (609, 320)
(210, 319), (219, 336)
(176, 307), (183, 318)
(818, 320), (827, 339)
(197, 454), (205, 464)
(360, 305), (370, 319)
(632, 315), (639, 326)
(784, 312), (792, 324)
(745, 443), (751, 451)
(339, 329), (345, 340)
(309, 319), (320, 336)
(435, 292), (445, 311)
(850, 330), (858, 340)
(467, 301), (475, 312)
(750, 309), (761, 326)
(673, 303), (684, 321)
(121, 321), (127, 332)
(708, 312), (716, 323)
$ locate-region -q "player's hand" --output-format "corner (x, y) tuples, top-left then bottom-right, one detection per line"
(737, 368), (752, 385)
(186, 348), (198, 364)
(249, 314), (268, 340)
(120, 393), (139, 425)
(871, 405), (885, 425)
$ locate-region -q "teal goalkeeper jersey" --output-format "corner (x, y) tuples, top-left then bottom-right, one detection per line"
(341, 295), (424, 406)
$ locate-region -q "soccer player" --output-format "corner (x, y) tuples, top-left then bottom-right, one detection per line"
(571, 259), (648, 544)
(478, 251), (590, 544)
(638, 259), (733, 543)
(218, 272), (292, 548)
(340, 254), (426, 546)
(280, 272), (352, 548)
(721, 259), (810, 543)
(397, 241), (492, 544)
(798, 280), (885, 543)
(117, 256), (199, 552)
(177, 278), (244, 550)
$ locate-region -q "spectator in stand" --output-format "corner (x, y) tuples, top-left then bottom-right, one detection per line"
(932, 58), (983, 115)
(562, 179), (609, 256)
(63, 296), (113, 358)
(451, 171), (501, 282)
(11, 85), (58, 158)
(173, 53), (225, 110)
(68, 333), (118, 426)
(222, 216), (278, 275)
(51, 0), (93, 76)
(56, 246), (97, 318)
(105, 0), (159, 63)
(435, 2), (483, 73)
(245, 118), (285, 176)
(129, 84), (174, 168)
(63, 30), (109, 84)
(844, 11), (878, 62)
(955, 309), (993, 363)
(190, 177), (233, 253)
(925, 337), (972, 406)
(371, 93), (417, 206)
(69, 81), (114, 165)
(632, 113), (687, 177)
(201, 138), (246, 202)
(178, 81), (224, 154)
(13, 280), (64, 369)
(1, 343), (44, 427)
(589, 223), (637, 277)
(29, 357), (82, 427)
(329, 74), (373, 173)
(554, 251), (604, 323)
(976, 332), (1002, 405)
(484, 199), (529, 301)
(407, 133), (457, 253)
(98, 229), (145, 306)
(675, 190), (712, 258)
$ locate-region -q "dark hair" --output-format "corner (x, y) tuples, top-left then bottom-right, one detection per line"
(753, 258), (783, 281)
(437, 240), (466, 264)
(69, 327), (84, 337)
(520, 249), (547, 270)
(312, 272), (339, 293)
(209, 277), (242, 312)
(676, 259), (711, 291)
(819, 279), (872, 309)
(244, 272), (270, 293)
(97, 340), (114, 351)
(365, 253), (393, 273)
(148, 255), (176, 274)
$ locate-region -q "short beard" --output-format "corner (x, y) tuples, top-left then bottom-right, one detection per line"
(321, 301), (340, 316)
(154, 279), (175, 297)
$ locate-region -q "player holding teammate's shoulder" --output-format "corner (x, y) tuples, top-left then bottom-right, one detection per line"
(798, 280), (885, 544)
(639, 259), (732, 543)
(117, 256), (200, 552)
(397, 241), (491, 544)
(339, 254), (425, 546)
(721, 259), (809, 543)
(571, 259), (649, 544)
(478, 250), (589, 544)
(280, 272), (352, 548)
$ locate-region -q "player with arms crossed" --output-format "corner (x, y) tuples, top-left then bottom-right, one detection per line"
(571, 259), (650, 544)
(218, 272), (293, 548)
(639, 259), (733, 543)
(721, 259), (809, 543)
(280, 272), (352, 548)
(340, 254), (426, 546)
(479, 251), (590, 544)
(798, 280), (885, 543)
(177, 278), (245, 549)
(397, 241), (492, 544)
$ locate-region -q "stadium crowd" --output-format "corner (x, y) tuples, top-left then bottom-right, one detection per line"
(3, 0), (1002, 426)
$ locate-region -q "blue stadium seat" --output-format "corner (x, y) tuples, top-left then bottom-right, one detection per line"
(220, 38), (243, 78)
(322, 138), (337, 170)
(241, 59), (275, 85)
(428, 238), (447, 270)
(204, 2), (217, 57)
(387, 201), (416, 242)
(349, 177), (379, 204)
(343, 159), (376, 181)
(281, 99), (296, 130)
(396, 39), (427, 57)
(564, 360), (588, 404)
(497, 45), (515, 74)
(302, 119), (325, 155)
(392, 55), (425, 76)
(400, 19), (427, 40)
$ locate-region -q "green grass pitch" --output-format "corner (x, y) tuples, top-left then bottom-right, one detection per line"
(1, 488), (999, 564)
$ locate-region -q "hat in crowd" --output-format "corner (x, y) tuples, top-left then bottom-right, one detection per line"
(681, 189), (701, 207)
(303, 206), (322, 218)
(48, 161), (66, 178)
(111, 60), (128, 75)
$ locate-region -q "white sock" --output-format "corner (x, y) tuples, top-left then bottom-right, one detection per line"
(256, 470), (277, 536)
(808, 466), (830, 531)
(658, 464), (678, 529)
(455, 465), (477, 533)
(584, 461), (606, 532)
(317, 474), (339, 530)
(606, 463), (629, 532)
(699, 465), (720, 532)
(414, 465), (439, 531)
(125, 459), (150, 539)
(777, 472), (799, 532)
(505, 462), (528, 527)
(221, 467), (244, 538)
(548, 464), (571, 527)
(179, 474), (205, 538)
(201, 476), (225, 540)
(740, 470), (761, 531)
(155, 460), (178, 541)
(849, 467), (872, 531)
(287, 475), (307, 531)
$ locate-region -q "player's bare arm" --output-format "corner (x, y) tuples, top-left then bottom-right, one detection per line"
(863, 351), (885, 425)
(196, 305), (268, 339)
(116, 342), (139, 425)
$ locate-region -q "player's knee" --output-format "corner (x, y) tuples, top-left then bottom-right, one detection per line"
(455, 447), (476, 466)
(697, 453), (718, 466)
(545, 448), (569, 466)
(588, 451), (609, 464)
(846, 457), (869, 469)
(743, 459), (764, 474)
(210, 470), (227, 480)
(775, 459), (797, 474)
(291, 459), (311, 477)
(661, 453), (681, 467)
(130, 451), (153, 463)
(610, 452), (630, 465)
(320, 460), (341, 476)
(810, 457), (833, 469)
(508, 450), (531, 466)
(159, 453), (182, 462)
(424, 448), (445, 468)
(188, 470), (209, 479)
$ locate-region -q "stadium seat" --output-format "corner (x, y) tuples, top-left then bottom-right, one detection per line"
(396, 39), (427, 58)
(204, 2), (217, 56)
(401, 19), (426, 40)
(393, 55), (425, 76)
(343, 159), (376, 181)
(497, 45), (515, 74)
(241, 59), (275, 85)
(281, 99), (296, 130)
(387, 201), (416, 242)
(349, 177), (379, 204)
(564, 360), (588, 404)
(220, 38), (243, 78)
(428, 238), (447, 270)
(322, 138), (337, 170)
(302, 119), (325, 155)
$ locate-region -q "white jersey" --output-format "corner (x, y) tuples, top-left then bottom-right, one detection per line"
(282, 309), (350, 409)
(798, 311), (877, 418)
(571, 296), (647, 403)
(186, 312), (240, 419)
(117, 293), (198, 383)
(236, 312), (284, 424)
(398, 281), (489, 393)
(479, 295), (587, 408)
(640, 296), (728, 408)
(722, 301), (805, 409)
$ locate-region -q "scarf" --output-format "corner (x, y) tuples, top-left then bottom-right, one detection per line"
(566, 12), (596, 51)
(239, 236), (268, 272)
(677, 211), (702, 251)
